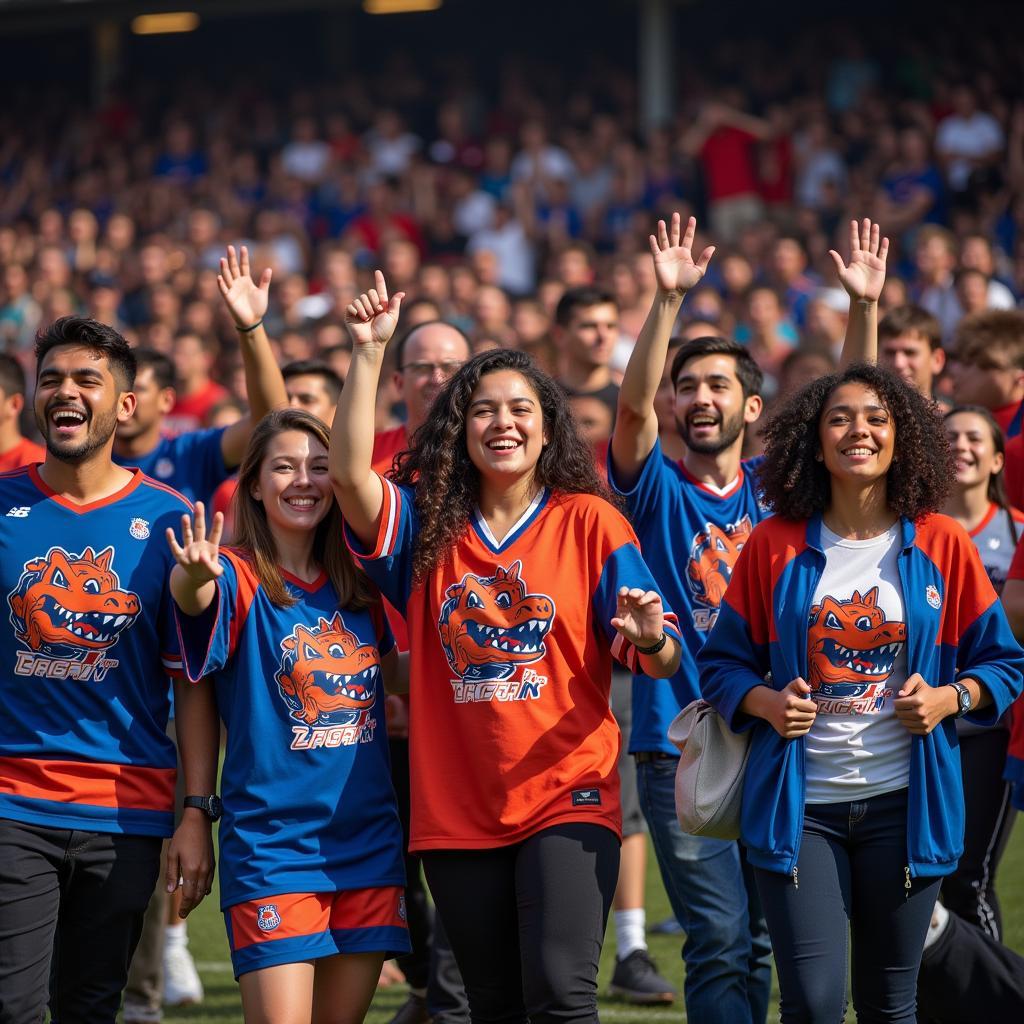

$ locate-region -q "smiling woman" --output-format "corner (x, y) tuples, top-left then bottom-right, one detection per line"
(698, 363), (1024, 1022)
(164, 408), (410, 1022)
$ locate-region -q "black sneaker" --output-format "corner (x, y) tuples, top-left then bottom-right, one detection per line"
(388, 993), (431, 1024)
(608, 948), (677, 1005)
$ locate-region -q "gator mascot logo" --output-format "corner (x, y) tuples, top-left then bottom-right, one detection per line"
(8, 546), (140, 658)
(807, 587), (906, 707)
(687, 515), (752, 629)
(437, 562), (555, 681)
(275, 612), (381, 727)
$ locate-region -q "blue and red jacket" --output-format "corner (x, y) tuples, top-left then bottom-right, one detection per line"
(698, 512), (1024, 878)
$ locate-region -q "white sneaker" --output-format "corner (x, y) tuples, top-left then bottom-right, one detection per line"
(163, 940), (204, 1006)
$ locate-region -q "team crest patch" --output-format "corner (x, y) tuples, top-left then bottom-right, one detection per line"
(925, 584), (941, 610)
(154, 457), (175, 479)
(256, 904), (281, 932)
(687, 515), (753, 631)
(129, 518), (150, 540)
(276, 612), (381, 728)
(7, 547), (140, 674)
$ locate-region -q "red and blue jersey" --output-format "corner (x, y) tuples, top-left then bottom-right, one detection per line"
(346, 478), (681, 852)
(608, 440), (769, 754)
(699, 512), (1024, 878)
(114, 428), (230, 505)
(175, 548), (405, 910)
(0, 465), (189, 837)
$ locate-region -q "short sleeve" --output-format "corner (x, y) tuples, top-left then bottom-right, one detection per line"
(343, 474), (418, 613)
(607, 437), (674, 524)
(173, 549), (256, 682)
(173, 428), (231, 502)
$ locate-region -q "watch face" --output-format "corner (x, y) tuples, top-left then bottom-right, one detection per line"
(959, 689), (972, 713)
(208, 795), (223, 821)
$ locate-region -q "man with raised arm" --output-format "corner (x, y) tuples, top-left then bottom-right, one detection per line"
(608, 214), (887, 1024)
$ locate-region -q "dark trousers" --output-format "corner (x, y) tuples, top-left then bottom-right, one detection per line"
(390, 736), (468, 1021)
(422, 823), (620, 1024)
(917, 908), (1024, 1023)
(753, 790), (942, 1024)
(941, 729), (1017, 939)
(0, 818), (162, 1024)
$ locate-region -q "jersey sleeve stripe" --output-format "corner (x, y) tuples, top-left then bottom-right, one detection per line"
(0, 755), (176, 812)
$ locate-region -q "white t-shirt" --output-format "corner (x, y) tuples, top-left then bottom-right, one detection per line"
(804, 523), (911, 804)
(936, 113), (1004, 190)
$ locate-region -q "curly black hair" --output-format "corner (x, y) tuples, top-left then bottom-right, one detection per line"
(760, 362), (953, 521)
(391, 348), (614, 581)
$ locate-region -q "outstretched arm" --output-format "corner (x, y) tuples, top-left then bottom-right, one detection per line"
(217, 245), (288, 468)
(611, 213), (714, 487)
(329, 270), (405, 546)
(832, 218), (889, 368)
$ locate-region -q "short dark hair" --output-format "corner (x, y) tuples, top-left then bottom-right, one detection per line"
(0, 354), (27, 399)
(954, 310), (1024, 368)
(554, 285), (617, 328)
(35, 316), (136, 389)
(134, 348), (176, 391)
(282, 360), (343, 403)
(393, 319), (471, 370)
(878, 305), (942, 351)
(670, 336), (763, 399)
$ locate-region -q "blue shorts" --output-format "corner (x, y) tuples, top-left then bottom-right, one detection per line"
(225, 885), (411, 978)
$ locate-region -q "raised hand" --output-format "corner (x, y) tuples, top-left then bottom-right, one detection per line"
(166, 502), (224, 586)
(218, 244), (272, 327)
(830, 218), (889, 303)
(649, 212), (716, 296)
(611, 587), (666, 647)
(344, 270), (405, 349)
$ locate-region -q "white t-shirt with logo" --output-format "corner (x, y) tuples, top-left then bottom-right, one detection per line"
(804, 523), (911, 804)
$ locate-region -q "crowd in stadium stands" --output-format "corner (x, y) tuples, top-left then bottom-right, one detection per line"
(1, 28), (1024, 430)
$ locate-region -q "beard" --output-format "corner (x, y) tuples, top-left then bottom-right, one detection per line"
(676, 407), (746, 456)
(39, 403), (119, 465)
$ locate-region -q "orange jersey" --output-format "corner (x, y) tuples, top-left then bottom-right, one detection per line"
(347, 478), (680, 852)
(0, 438), (45, 473)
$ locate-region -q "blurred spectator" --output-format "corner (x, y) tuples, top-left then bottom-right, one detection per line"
(936, 84), (1005, 193)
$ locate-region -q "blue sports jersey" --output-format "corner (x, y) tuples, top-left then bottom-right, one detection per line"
(609, 440), (769, 754)
(175, 548), (405, 910)
(0, 465), (188, 836)
(114, 428), (230, 505)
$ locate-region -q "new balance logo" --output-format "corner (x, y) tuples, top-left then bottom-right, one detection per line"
(5, 507), (30, 518)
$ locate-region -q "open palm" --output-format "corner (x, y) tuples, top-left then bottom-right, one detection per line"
(344, 270), (405, 348)
(166, 502), (224, 586)
(830, 219), (889, 303)
(611, 587), (665, 646)
(650, 212), (716, 295)
(218, 245), (272, 326)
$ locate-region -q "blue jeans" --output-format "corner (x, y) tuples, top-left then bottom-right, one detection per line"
(754, 788), (942, 1024)
(636, 757), (772, 1024)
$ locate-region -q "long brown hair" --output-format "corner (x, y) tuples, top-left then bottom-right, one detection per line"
(391, 348), (615, 582)
(232, 408), (374, 609)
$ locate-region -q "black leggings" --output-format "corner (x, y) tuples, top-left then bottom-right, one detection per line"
(941, 729), (1017, 939)
(421, 823), (620, 1024)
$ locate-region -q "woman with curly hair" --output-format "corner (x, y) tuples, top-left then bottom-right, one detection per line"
(698, 363), (1023, 1024)
(329, 271), (682, 1023)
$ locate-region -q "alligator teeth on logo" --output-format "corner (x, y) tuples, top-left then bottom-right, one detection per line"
(8, 547), (140, 658)
(437, 561), (555, 681)
(276, 612), (381, 727)
(807, 587), (906, 700)
(687, 515), (752, 610)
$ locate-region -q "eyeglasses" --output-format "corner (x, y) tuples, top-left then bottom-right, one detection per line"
(400, 361), (466, 378)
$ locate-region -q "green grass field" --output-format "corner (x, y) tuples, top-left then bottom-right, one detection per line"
(154, 823), (1024, 1023)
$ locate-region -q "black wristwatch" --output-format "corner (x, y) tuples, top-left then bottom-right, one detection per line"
(183, 795), (223, 821)
(949, 681), (972, 719)
(635, 632), (668, 656)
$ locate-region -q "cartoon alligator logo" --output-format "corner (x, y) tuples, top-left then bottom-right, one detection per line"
(275, 612), (381, 727)
(8, 546), (140, 658)
(437, 561), (555, 681)
(687, 515), (752, 610)
(807, 587), (906, 699)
